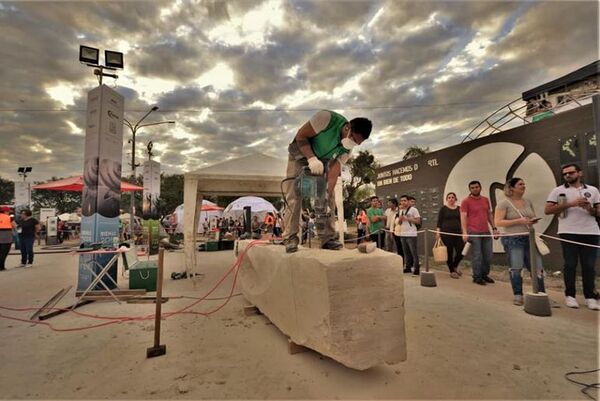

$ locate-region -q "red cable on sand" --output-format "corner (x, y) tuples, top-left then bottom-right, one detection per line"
(0, 240), (268, 332)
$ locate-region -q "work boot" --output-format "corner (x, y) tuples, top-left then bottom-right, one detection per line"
(321, 239), (343, 250)
(283, 236), (299, 253)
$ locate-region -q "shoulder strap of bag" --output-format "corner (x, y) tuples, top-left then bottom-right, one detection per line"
(403, 207), (413, 226)
(507, 200), (524, 218)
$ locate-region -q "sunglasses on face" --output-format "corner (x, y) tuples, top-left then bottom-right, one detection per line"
(563, 171), (577, 176)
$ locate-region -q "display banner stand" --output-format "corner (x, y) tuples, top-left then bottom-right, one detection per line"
(78, 85), (125, 291)
(142, 160), (161, 255)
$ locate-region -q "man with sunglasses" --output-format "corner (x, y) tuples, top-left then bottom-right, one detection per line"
(283, 110), (372, 253)
(545, 163), (600, 310)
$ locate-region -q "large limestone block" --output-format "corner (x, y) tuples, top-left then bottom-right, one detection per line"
(237, 241), (407, 370)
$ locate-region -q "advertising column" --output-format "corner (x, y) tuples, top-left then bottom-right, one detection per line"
(14, 182), (31, 212)
(142, 160), (160, 255)
(78, 84), (124, 291)
(39, 208), (57, 245)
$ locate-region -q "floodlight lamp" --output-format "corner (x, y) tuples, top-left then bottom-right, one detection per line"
(25, 167), (32, 173)
(17, 167), (24, 173)
(151, 106), (159, 111)
(80, 45), (99, 65)
(105, 50), (124, 69)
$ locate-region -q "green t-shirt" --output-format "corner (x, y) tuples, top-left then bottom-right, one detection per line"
(309, 111), (350, 161)
(366, 207), (384, 233)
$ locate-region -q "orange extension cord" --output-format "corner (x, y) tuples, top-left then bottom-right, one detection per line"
(0, 240), (270, 332)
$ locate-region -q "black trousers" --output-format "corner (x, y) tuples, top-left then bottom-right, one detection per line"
(370, 232), (384, 249)
(560, 234), (599, 299)
(0, 243), (11, 269)
(441, 234), (464, 273)
(357, 229), (366, 244)
(393, 235), (405, 265)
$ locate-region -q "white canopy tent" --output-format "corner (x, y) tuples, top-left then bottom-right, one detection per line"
(58, 212), (81, 223)
(222, 196), (278, 221)
(173, 200), (224, 233)
(183, 153), (345, 276)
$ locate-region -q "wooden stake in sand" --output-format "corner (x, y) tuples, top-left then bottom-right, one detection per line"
(146, 248), (167, 358)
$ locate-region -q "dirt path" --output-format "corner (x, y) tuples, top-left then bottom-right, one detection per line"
(0, 246), (597, 399)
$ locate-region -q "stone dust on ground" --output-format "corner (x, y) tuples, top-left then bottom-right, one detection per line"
(0, 243), (598, 400)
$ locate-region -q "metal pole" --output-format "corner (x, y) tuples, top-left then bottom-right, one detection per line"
(592, 95), (600, 175)
(423, 229), (429, 272)
(528, 227), (539, 294)
(130, 126), (136, 240)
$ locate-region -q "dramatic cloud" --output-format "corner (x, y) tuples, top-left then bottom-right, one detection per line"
(0, 0), (597, 184)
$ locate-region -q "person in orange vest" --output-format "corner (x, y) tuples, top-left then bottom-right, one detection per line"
(355, 208), (368, 244)
(0, 207), (16, 271)
(263, 212), (275, 236)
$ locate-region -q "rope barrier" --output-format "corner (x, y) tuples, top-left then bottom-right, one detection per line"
(427, 229), (529, 237)
(539, 233), (600, 249)
(1, 229), (598, 331)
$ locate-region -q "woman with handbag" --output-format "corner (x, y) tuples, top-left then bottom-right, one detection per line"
(435, 192), (464, 278)
(494, 178), (546, 306)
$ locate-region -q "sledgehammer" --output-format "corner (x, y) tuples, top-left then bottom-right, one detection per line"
(357, 242), (377, 254)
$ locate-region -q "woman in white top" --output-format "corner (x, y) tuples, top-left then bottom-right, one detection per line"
(494, 178), (545, 306)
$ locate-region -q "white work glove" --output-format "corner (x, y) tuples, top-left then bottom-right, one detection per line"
(307, 157), (324, 175)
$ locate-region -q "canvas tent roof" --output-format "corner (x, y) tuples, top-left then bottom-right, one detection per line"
(183, 153), (287, 274)
(184, 153), (287, 195)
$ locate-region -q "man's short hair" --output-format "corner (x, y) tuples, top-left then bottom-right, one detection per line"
(407, 196), (416, 201)
(468, 180), (481, 187)
(20, 209), (32, 217)
(370, 196), (379, 201)
(399, 194), (408, 200)
(561, 163), (581, 172)
(390, 198), (398, 206)
(350, 118), (373, 140)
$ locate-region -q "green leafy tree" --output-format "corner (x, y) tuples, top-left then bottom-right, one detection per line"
(402, 145), (429, 161)
(343, 150), (379, 217)
(120, 174), (143, 215)
(157, 174), (184, 217)
(0, 176), (14, 204)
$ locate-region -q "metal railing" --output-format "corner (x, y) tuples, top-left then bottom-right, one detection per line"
(461, 88), (600, 143)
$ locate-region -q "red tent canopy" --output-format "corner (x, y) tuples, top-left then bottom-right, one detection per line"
(201, 204), (224, 212)
(32, 176), (143, 192)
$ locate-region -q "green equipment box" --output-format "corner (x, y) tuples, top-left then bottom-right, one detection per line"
(206, 241), (219, 251)
(129, 261), (158, 292)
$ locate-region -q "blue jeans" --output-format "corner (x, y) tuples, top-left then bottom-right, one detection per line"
(19, 235), (35, 264)
(469, 232), (492, 280)
(401, 236), (419, 271)
(501, 236), (545, 295)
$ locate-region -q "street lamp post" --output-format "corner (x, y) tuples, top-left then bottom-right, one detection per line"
(123, 107), (174, 239)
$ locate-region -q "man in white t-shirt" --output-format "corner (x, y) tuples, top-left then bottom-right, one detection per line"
(398, 195), (421, 275)
(545, 163), (600, 310)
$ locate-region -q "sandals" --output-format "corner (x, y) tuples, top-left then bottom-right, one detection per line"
(450, 272), (460, 279)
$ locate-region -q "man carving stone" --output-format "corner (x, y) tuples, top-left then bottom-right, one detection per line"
(282, 110), (372, 253)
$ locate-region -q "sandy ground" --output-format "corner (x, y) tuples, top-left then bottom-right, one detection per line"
(0, 244), (598, 400)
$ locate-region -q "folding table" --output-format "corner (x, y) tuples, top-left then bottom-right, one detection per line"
(72, 248), (127, 305)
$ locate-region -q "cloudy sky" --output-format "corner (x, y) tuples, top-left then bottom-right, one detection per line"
(0, 0), (597, 183)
